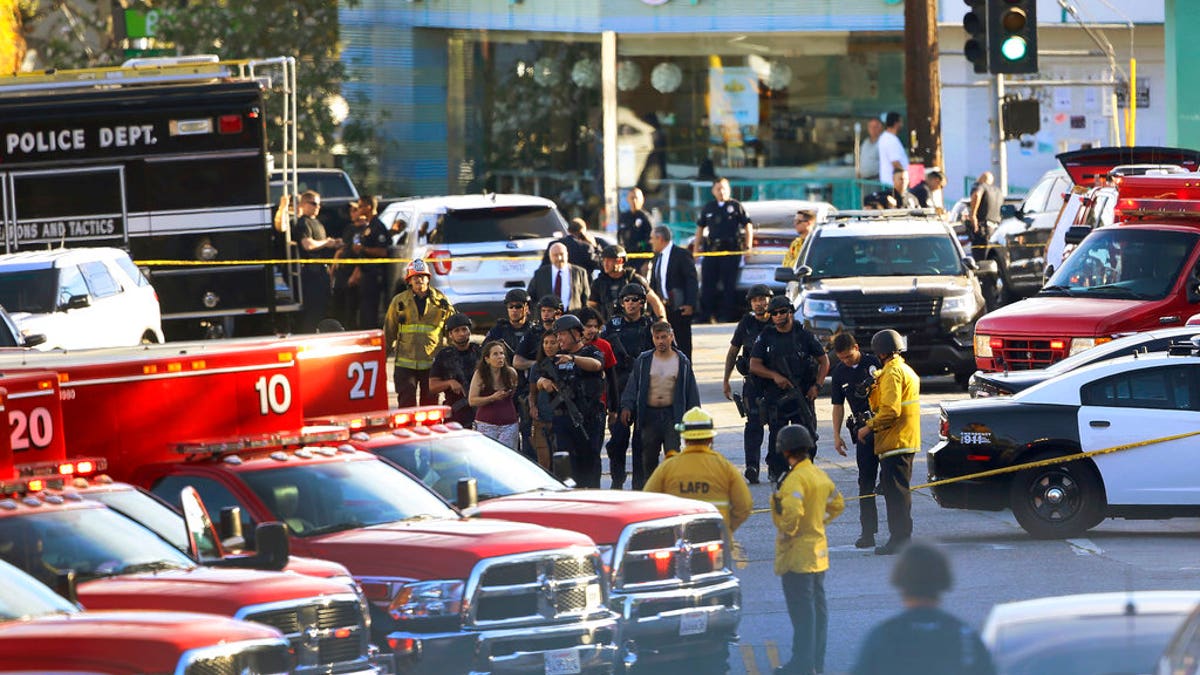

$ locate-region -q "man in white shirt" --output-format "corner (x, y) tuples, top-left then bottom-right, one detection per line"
(877, 112), (909, 189)
(859, 118), (884, 183)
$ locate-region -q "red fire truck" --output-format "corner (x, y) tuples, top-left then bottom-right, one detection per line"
(0, 371), (381, 675)
(0, 57), (304, 339)
(974, 172), (1200, 371)
(0, 343), (623, 674)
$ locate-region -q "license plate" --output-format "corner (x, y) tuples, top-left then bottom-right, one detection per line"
(586, 583), (601, 608)
(545, 649), (581, 675)
(740, 268), (771, 284)
(679, 609), (708, 636)
(500, 260), (528, 274)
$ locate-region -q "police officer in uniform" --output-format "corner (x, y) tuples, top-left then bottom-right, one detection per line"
(535, 315), (607, 488)
(513, 295), (564, 373)
(486, 289), (536, 457)
(618, 187), (654, 273)
(643, 407), (752, 534)
(722, 284), (774, 484)
(428, 313), (482, 428)
(830, 332), (884, 549)
(852, 541), (996, 675)
(695, 177), (754, 323)
(750, 295), (830, 482)
(589, 245), (665, 323)
(601, 283), (655, 489)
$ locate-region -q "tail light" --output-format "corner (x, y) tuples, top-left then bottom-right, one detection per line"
(939, 413), (949, 439)
(428, 249), (452, 275)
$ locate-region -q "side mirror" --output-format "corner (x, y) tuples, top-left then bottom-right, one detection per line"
(774, 266), (797, 283)
(249, 523), (290, 571)
(179, 486), (225, 562)
(456, 477), (478, 510)
(976, 259), (998, 277)
(1000, 204), (1017, 219)
(1064, 226), (1091, 246)
(219, 506), (246, 552)
(551, 451), (573, 483)
(62, 294), (90, 311)
(962, 257), (979, 271)
(22, 333), (47, 348)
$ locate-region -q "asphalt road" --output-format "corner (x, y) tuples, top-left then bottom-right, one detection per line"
(672, 322), (1200, 675)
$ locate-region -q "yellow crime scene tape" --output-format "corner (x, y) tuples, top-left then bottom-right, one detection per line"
(133, 248), (760, 267)
(747, 428), (1200, 515)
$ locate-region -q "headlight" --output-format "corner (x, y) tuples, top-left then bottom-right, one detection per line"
(942, 294), (977, 315)
(973, 333), (993, 358)
(1069, 336), (1111, 356)
(389, 579), (465, 620)
(801, 297), (838, 318)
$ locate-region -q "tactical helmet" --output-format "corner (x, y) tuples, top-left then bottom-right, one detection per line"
(405, 259), (432, 280)
(602, 244), (627, 259)
(504, 288), (530, 305)
(552, 314), (584, 334)
(767, 295), (794, 314)
(746, 284), (774, 300)
(538, 294), (564, 311)
(675, 407), (716, 441)
(891, 540), (952, 599)
(445, 313), (473, 332)
(776, 424), (816, 458)
(619, 283), (647, 300)
(870, 329), (907, 356)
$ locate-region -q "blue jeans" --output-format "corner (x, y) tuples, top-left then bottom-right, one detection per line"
(781, 571), (826, 675)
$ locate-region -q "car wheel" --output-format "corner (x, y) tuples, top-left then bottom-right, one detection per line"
(953, 370), (972, 390)
(1010, 453), (1105, 539)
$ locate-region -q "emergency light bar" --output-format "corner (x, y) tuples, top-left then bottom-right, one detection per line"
(173, 426), (351, 456)
(15, 457), (107, 479)
(311, 407), (450, 433)
(1114, 173), (1200, 223)
(0, 475), (65, 496)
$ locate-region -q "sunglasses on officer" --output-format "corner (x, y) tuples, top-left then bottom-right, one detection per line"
(621, 296), (645, 303)
(769, 308), (792, 316)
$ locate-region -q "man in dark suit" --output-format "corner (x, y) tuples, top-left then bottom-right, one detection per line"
(649, 225), (698, 358)
(528, 242), (590, 312)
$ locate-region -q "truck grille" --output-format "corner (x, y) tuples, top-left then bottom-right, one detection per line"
(239, 594), (367, 670)
(990, 337), (1069, 370)
(183, 640), (293, 675)
(839, 297), (939, 333)
(468, 548), (605, 628)
(614, 514), (732, 590)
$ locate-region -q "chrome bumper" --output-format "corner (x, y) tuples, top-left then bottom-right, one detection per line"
(388, 613), (620, 674)
(611, 577), (741, 663)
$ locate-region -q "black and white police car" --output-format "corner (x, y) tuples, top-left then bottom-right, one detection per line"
(929, 337), (1200, 538)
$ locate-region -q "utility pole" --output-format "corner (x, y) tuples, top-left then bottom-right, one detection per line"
(904, 0), (943, 170)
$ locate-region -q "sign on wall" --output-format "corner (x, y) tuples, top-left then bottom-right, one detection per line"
(708, 66), (759, 145)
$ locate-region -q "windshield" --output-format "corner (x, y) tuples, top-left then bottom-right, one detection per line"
(239, 459), (458, 537)
(1045, 229), (1198, 300)
(82, 489), (203, 556)
(805, 234), (963, 277)
(993, 613), (1185, 675)
(0, 269), (58, 314)
(0, 507), (196, 586)
(269, 172), (357, 202)
(373, 435), (565, 503)
(0, 559), (79, 621)
(429, 206), (565, 244)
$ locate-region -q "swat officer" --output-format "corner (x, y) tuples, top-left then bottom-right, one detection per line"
(428, 313), (482, 428)
(643, 407), (752, 534)
(589, 245), (666, 323)
(601, 283), (656, 489)
(486, 288), (536, 457)
(513, 294), (564, 372)
(749, 295), (830, 482)
(722, 284), (774, 484)
(535, 315), (607, 488)
(695, 177), (753, 323)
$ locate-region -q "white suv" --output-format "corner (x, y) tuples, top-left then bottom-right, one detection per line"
(0, 247), (164, 350)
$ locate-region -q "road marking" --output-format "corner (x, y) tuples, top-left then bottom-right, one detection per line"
(740, 643), (759, 675)
(1067, 538), (1102, 555)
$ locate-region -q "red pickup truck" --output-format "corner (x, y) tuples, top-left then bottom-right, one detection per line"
(974, 172), (1200, 371)
(0, 342), (621, 674)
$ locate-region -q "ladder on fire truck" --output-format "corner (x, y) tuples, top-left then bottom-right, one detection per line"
(0, 55), (304, 305)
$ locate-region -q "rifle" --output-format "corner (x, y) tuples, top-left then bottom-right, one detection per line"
(758, 351), (818, 437)
(537, 358), (589, 442)
(445, 350), (475, 416)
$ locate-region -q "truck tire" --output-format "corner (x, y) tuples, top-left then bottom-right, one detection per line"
(1010, 452), (1105, 539)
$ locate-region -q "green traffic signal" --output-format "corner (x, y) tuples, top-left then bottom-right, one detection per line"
(1001, 36), (1028, 61)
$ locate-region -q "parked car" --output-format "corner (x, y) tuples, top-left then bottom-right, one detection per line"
(930, 343), (1200, 538)
(968, 326), (1200, 398)
(983, 591), (1200, 675)
(737, 199), (835, 301)
(776, 209), (990, 385)
(0, 247), (163, 350)
(1158, 599), (1200, 675)
(379, 194), (570, 327)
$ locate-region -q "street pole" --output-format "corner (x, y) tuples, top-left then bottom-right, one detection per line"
(904, 0), (943, 170)
(992, 73), (1008, 195)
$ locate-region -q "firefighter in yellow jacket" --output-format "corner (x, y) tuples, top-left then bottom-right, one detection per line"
(856, 328), (920, 556)
(772, 424), (844, 675)
(643, 407), (753, 534)
(385, 259), (455, 407)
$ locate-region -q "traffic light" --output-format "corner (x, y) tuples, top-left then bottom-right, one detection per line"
(963, 0), (988, 74)
(988, 0), (1038, 74)
(1002, 97), (1040, 140)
